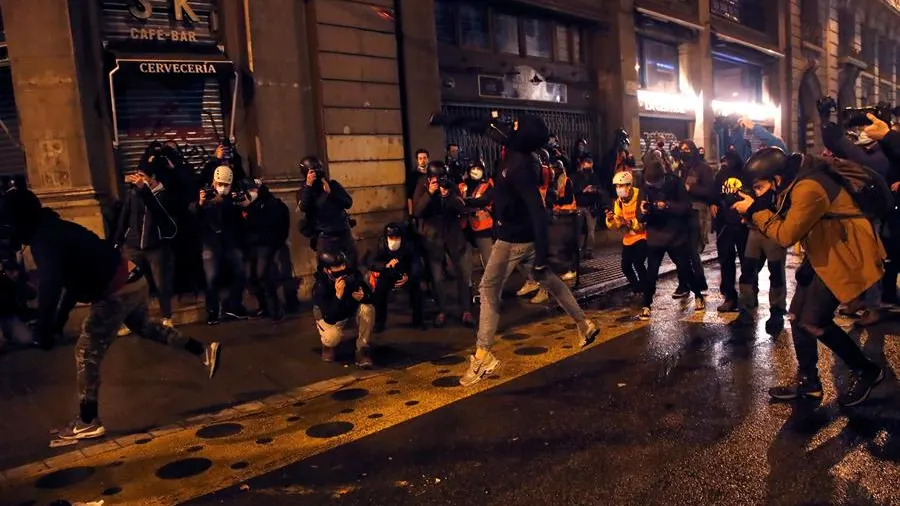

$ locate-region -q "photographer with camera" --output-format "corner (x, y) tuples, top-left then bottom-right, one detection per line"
(367, 223), (425, 333)
(297, 156), (357, 267)
(114, 165), (178, 330)
(636, 150), (707, 321)
(731, 147), (887, 406)
(599, 129), (636, 192)
(460, 114), (599, 387)
(236, 178), (291, 321)
(412, 160), (472, 327)
(672, 140), (712, 298)
(313, 249), (375, 367)
(572, 156), (606, 259)
(459, 159), (496, 286)
(192, 165), (249, 325)
(199, 141), (246, 188)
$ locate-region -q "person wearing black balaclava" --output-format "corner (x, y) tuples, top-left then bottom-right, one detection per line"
(711, 151), (750, 314)
(459, 115), (599, 387)
(572, 156), (604, 259)
(673, 140), (711, 297)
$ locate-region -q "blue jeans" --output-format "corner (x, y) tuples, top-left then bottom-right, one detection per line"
(201, 241), (246, 315)
(476, 240), (587, 350)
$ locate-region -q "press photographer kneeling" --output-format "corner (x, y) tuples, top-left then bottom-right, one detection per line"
(313, 250), (375, 367)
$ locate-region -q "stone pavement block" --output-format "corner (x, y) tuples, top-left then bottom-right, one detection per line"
(261, 393), (295, 407)
(112, 433), (154, 448)
(148, 424), (185, 438)
(233, 401), (266, 413)
(43, 449), (88, 469)
(79, 439), (123, 458)
(3, 460), (50, 481)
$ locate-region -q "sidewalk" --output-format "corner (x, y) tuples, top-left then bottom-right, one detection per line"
(0, 240), (717, 472)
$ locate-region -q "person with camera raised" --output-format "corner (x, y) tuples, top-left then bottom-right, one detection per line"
(636, 150), (706, 321)
(199, 141), (246, 188)
(731, 147), (887, 406)
(367, 222), (425, 333)
(114, 164), (178, 330)
(298, 156), (357, 267)
(193, 165), (249, 325)
(572, 156), (605, 260)
(672, 139), (711, 298)
(412, 160), (471, 327)
(237, 178), (290, 322)
(313, 249), (375, 367)
(711, 151), (750, 315)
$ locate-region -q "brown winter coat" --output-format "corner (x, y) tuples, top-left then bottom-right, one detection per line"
(750, 156), (885, 304)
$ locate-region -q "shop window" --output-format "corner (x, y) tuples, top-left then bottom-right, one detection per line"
(459, 3), (489, 50)
(494, 13), (519, 55)
(713, 57), (762, 102)
(523, 18), (552, 59)
(860, 76), (875, 106)
(572, 29), (582, 64)
(555, 25), (570, 63)
(434, 0), (457, 46)
(638, 38), (679, 94)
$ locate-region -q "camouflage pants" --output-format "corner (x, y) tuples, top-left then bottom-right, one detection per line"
(76, 277), (190, 403)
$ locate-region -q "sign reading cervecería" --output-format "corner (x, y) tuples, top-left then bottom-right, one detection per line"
(102, 0), (218, 47)
(138, 62), (218, 74)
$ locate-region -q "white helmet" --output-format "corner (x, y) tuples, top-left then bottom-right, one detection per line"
(612, 171), (633, 185)
(213, 165), (233, 185)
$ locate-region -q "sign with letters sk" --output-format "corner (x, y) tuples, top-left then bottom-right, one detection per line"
(101, 0), (219, 49)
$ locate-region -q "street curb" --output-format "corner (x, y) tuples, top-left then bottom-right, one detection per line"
(0, 251), (719, 481)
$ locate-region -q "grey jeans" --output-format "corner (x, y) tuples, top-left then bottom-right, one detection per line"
(462, 236), (494, 290)
(476, 240), (586, 350)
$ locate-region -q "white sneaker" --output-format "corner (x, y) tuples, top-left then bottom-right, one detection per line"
(161, 318), (174, 328)
(530, 289), (549, 304)
(117, 325), (131, 337)
(516, 280), (540, 297)
(578, 320), (600, 347)
(639, 307), (651, 321)
(561, 271), (576, 281)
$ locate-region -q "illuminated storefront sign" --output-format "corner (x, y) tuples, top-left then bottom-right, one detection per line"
(637, 90), (699, 117)
(711, 100), (780, 122)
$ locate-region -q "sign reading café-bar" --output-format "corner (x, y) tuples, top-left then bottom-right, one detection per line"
(102, 0), (219, 48)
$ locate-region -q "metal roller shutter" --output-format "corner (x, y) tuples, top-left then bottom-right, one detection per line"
(0, 65), (26, 177)
(441, 103), (597, 175)
(638, 118), (689, 157)
(113, 73), (225, 175)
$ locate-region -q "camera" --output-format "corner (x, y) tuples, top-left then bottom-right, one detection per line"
(816, 96), (837, 121)
(202, 185), (217, 202)
(231, 188), (250, 205)
(437, 174), (453, 190)
(722, 188), (753, 207)
(840, 102), (900, 128)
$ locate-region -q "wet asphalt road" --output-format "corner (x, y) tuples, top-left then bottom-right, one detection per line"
(184, 295), (900, 505)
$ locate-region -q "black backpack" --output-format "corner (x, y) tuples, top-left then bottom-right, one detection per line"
(813, 156), (894, 220)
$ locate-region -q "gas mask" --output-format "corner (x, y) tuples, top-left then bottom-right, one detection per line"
(387, 238), (402, 252)
(469, 168), (484, 181)
(215, 184), (231, 196)
(616, 186), (631, 199)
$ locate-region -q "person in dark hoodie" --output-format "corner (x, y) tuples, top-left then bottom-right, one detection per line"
(4, 190), (220, 441)
(298, 156), (357, 267)
(367, 222), (425, 332)
(238, 178), (291, 321)
(114, 164), (178, 329)
(711, 151), (750, 313)
(637, 150), (707, 321)
(313, 249), (374, 367)
(572, 156), (605, 259)
(673, 139), (712, 297)
(459, 114), (599, 387)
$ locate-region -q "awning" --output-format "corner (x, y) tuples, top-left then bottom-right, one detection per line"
(108, 52), (239, 147)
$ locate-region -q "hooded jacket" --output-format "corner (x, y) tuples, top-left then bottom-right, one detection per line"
(115, 183), (178, 251)
(492, 115), (551, 266)
(243, 188), (291, 248)
(676, 140), (715, 205)
(299, 178), (354, 235)
(713, 152), (750, 231)
(412, 172), (467, 247)
(637, 154), (692, 247)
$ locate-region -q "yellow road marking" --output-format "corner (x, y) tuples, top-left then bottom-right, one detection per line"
(0, 309), (648, 505)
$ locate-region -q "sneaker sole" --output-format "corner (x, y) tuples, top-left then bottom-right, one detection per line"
(459, 359), (501, 387)
(579, 327), (600, 348)
(208, 343), (221, 379)
(842, 369), (886, 407)
(59, 427), (106, 440)
(769, 391), (823, 402)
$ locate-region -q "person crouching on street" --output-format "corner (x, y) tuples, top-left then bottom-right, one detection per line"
(368, 223), (425, 333)
(605, 170), (647, 298)
(637, 150), (706, 320)
(313, 249), (375, 367)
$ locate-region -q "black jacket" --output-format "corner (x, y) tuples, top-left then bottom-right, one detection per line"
(368, 229), (420, 276)
(299, 179), (353, 235)
(713, 153), (749, 231)
(313, 268), (373, 324)
(243, 189), (290, 249)
(492, 115), (552, 267)
(637, 173), (692, 247)
(822, 122), (892, 179)
(411, 176), (466, 246)
(29, 208), (122, 338)
(571, 168), (605, 211)
(115, 183), (177, 251)
(676, 140), (716, 205)
(192, 194), (245, 247)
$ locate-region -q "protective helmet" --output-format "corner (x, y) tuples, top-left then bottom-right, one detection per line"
(744, 147), (788, 182)
(468, 159), (486, 169)
(537, 148), (551, 165)
(317, 249), (347, 269)
(213, 165), (233, 185)
(552, 159), (566, 171)
(299, 156), (323, 175)
(384, 222), (403, 238)
(427, 160), (447, 177)
(612, 171), (634, 186)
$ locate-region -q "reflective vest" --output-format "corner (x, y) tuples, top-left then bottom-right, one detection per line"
(459, 181), (494, 232)
(367, 270), (379, 290)
(552, 175), (577, 212)
(614, 187), (647, 246)
(538, 166), (553, 205)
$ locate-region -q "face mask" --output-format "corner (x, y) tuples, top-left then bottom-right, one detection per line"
(469, 168), (483, 181)
(387, 238), (402, 252)
(681, 150), (691, 157)
(215, 184), (230, 195)
(248, 190), (259, 202)
(582, 165), (593, 171)
(616, 187), (630, 199)
(327, 268), (347, 281)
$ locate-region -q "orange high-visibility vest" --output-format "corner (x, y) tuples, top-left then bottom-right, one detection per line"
(613, 187), (647, 246)
(459, 181), (494, 232)
(368, 270), (380, 290)
(552, 174), (577, 212)
(538, 165), (553, 205)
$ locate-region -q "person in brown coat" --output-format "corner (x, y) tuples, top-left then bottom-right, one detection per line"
(731, 147), (886, 407)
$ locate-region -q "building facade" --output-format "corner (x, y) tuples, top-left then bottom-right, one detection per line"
(0, 0), (898, 303)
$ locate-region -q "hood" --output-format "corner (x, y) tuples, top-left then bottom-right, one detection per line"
(679, 139), (701, 165)
(642, 150), (666, 184)
(508, 115), (549, 153)
(720, 152), (744, 174)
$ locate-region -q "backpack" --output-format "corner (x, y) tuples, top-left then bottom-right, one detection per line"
(812, 157), (894, 220)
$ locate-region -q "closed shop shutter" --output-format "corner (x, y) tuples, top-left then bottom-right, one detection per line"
(638, 117), (689, 157)
(0, 66), (26, 177)
(113, 73), (225, 175)
(441, 103), (597, 175)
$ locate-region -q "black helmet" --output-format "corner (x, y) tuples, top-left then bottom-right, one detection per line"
(299, 156), (323, 174)
(552, 159), (566, 171)
(317, 249), (347, 269)
(384, 222), (403, 238)
(744, 147), (788, 182)
(427, 160), (447, 177)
